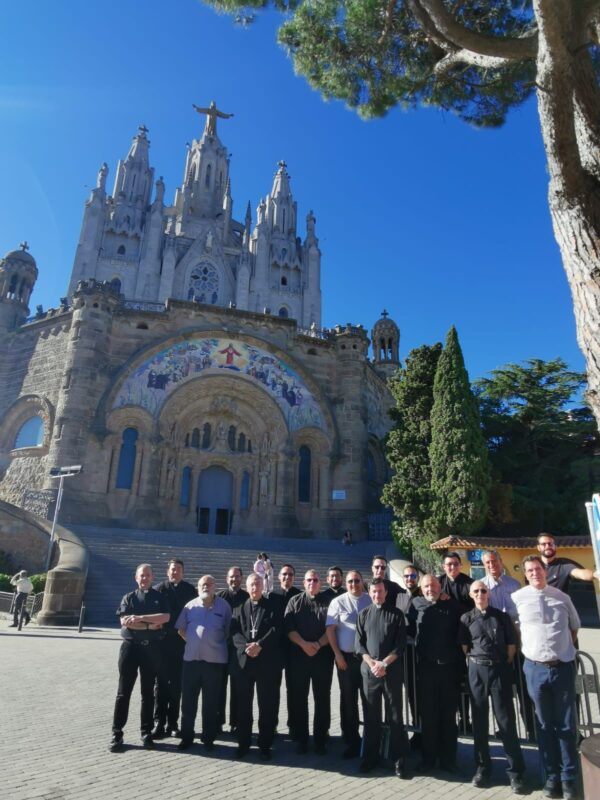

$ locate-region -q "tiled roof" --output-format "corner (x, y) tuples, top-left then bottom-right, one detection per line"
(429, 534), (592, 550)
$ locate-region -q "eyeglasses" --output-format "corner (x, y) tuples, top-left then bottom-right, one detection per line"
(373, 565), (386, 570)
(472, 589), (488, 594)
(347, 579), (362, 584)
(305, 578), (320, 583)
(280, 573), (294, 577)
(404, 573), (417, 580)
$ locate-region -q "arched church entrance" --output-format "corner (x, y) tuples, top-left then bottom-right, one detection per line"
(197, 465), (233, 534)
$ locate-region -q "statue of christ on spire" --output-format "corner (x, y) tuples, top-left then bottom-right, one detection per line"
(192, 100), (234, 137)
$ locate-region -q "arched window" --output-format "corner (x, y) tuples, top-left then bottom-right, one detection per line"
(184, 433), (190, 447)
(237, 432), (246, 452)
(240, 471), (250, 511)
(228, 425), (237, 451)
(14, 416), (44, 449)
(180, 466), (192, 507)
(279, 307), (289, 318)
(110, 277), (122, 293)
(117, 245), (126, 256)
(201, 422), (211, 450)
(8, 274), (18, 299)
(191, 428), (200, 448)
(116, 427), (138, 489)
(205, 164), (212, 188)
(247, 439), (252, 453)
(298, 445), (311, 503)
(188, 262), (219, 305)
(281, 276), (288, 286)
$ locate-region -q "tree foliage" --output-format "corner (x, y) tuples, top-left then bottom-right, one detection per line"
(429, 325), (490, 535)
(475, 358), (600, 534)
(382, 343), (441, 559)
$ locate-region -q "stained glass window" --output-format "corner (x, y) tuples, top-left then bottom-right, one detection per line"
(188, 262), (219, 305)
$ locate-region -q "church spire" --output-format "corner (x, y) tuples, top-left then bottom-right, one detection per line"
(112, 125), (153, 208)
(267, 161), (296, 237)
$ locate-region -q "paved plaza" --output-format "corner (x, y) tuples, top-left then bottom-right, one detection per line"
(2, 624), (599, 800)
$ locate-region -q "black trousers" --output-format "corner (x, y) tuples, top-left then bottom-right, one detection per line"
(112, 639), (162, 736)
(232, 658), (282, 751)
(180, 660), (225, 744)
(418, 660), (461, 768)
(218, 663), (239, 729)
(13, 592), (30, 625)
(154, 634), (185, 729)
(288, 648), (334, 746)
(361, 660), (408, 762)
(337, 652), (365, 747)
(404, 643), (418, 728)
(468, 661), (525, 777)
(275, 647), (295, 735)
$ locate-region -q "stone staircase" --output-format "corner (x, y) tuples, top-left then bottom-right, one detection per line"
(73, 526), (389, 625)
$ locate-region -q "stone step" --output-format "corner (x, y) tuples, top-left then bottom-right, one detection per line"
(74, 525), (387, 625)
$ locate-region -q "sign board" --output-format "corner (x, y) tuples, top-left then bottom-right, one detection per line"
(331, 490), (346, 501)
(467, 549), (483, 564)
(585, 494), (600, 576)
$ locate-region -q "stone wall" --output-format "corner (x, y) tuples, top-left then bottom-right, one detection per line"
(0, 499), (49, 573)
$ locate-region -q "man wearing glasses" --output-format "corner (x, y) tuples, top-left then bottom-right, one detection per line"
(459, 580), (525, 794)
(271, 564), (300, 739)
(326, 570), (371, 758)
(284, 569), (333, 754)
(370, 555), (403, 610)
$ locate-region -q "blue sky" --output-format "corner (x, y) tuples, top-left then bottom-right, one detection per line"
(0, 0), (585, 385)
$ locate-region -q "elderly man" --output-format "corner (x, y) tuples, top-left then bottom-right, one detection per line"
(110, 564), (170, 752)
(481, 550), (520, 621)
(513, 556), (582, 800)
(152, 558), (197, 739)
(176, 575), (232, 751)
(284, 569), (333, 754)
(537, 532), (599, 594)
(217, 566), (249, 733)
(9, 569), (33, 628)
(321, 566), (346, 602)
(408, 574), (463, 773)
(356, 577), (409, 777)
(459, 580), (525, 793)
(326, 569), (371, 758)
(369, 555), (404, 610)
(230, 572), (282, 760)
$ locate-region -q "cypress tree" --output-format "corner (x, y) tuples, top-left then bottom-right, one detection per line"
(429, 326), (490, 537)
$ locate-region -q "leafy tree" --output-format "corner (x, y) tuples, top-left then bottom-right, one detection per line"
(475, 358), (600, 534)
(429, 325), (490, 536)
(382, 343), (442, 563)
(205, 0), (600, 426)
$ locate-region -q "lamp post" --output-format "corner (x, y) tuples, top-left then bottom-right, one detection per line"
(45, 465), (82, 571)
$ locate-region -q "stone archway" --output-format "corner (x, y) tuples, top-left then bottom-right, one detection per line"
(197, 465), (233, 534)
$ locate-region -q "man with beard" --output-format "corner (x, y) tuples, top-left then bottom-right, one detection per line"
(369, 555), (404, 610)
(230, 572), (283, 760)
(536, 533), (599, 594)
(321, 566), (346, 603)
(153, 558), (197, 739)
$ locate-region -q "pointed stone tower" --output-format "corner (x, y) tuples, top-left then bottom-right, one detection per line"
(0, 242), (38, 331)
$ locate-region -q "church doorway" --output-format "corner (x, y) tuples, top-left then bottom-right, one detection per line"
(196, 465), (233, 534)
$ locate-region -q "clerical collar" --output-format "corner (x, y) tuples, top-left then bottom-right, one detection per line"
(138, 589), (149, 595)
(251, 599), (260, 606)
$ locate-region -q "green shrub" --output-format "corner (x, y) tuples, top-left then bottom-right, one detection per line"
(29, 574), (47, 593)
(0, 573), (11, 592)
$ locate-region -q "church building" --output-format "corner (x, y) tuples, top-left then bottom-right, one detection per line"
(0, 104), (400, 539)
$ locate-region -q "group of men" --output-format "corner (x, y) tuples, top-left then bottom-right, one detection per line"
(109, 534), (598, 800)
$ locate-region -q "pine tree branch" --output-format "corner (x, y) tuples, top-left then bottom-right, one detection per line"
(434, 48), (515, 77)
(412, 0), (538, 62)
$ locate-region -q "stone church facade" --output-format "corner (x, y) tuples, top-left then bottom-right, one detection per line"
(0, 105), (400, 539)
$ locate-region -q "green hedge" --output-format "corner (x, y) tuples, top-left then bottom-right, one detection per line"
(0, 573), (47, 593)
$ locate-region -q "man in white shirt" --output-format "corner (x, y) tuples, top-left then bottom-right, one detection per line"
(481, 550), (520, 621)
(513, 555), (581, 800)
(326, 570), (371, 758)
(9, 570), (33, 627)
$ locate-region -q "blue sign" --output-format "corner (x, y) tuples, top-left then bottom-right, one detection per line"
(467, 549), (483, 563)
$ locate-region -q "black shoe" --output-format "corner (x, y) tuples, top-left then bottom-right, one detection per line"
(510, 776), (526, 795)
(177, 739), (193, 751)
(562, 782), (580, 800)
(395, 759), (409, 779)
(544, 780), (563, 799)
(441, 763), (463, 776)
(109, 734), (124, 753)
(24, 617), (31, 626)
(259, 748), (272, 761)
(342, 744), (361, 759)
(235, 746), (250, 759)
(8, 623), (17, 628)
(152, 725), (166, 740)
(472, 768), (491, 788)
(142, 735), (154, 749)
(359, 759), (378, 774)
(296, 741), (308, 755)
(204, 740), (215, 752)
(314, 742), (327, 755)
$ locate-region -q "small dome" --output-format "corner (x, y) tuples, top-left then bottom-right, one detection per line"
(372, 309), (399, 334)
(0, 244), (38, 275)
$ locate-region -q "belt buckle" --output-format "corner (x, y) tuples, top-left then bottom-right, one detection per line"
(140, 639), (150, 646)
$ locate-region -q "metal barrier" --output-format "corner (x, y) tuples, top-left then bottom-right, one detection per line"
(0, 591), (44, 625)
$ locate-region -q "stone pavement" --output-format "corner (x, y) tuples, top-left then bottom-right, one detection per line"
(2, 625), (599, 800)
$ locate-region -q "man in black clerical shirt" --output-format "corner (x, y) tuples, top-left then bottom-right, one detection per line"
(271, 563), (301, 739)
(320, 566), (347, 602)
(459, 580), (525, 793)
(217, 566), (249, 733)
(369, 555), (404, 610)
(409, 574), (463, 773)
(153, 558), (197, 738)
(437, 551), (474, 615)
(284, 569), (333, 754)
(230, 572), (283, 760)
(537, 532), (599, 593)
(110, 563), (170, 752)
(356, 578), (409, 778)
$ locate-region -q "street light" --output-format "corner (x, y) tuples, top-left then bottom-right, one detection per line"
(45, 465), (83, 571)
